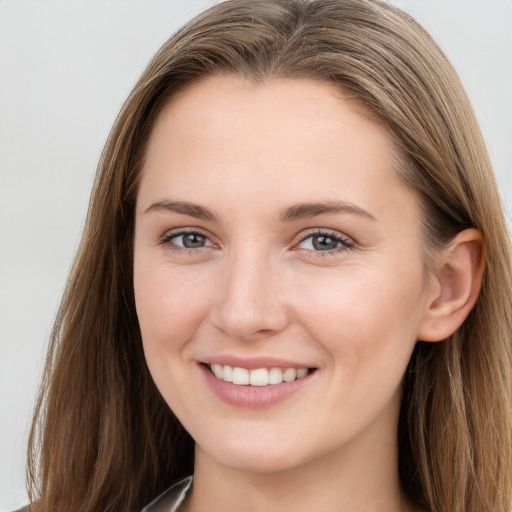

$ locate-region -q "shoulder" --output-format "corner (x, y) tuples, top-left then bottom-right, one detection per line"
(10, 477), (193, 512)
(141, 475), (193, 512)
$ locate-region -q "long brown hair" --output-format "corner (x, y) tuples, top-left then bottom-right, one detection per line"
(28, 1), (512, 511)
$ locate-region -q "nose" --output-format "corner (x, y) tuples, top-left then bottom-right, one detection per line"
(210, 244), (290, 341)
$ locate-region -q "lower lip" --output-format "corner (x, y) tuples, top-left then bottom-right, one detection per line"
(200, 364), (315, 408)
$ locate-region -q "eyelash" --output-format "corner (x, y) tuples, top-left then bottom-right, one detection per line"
(159, 229), (215, 255)
(159, 228), (354, 257)
(295, 230), (354, 257)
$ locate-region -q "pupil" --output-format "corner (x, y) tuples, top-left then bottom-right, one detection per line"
(183, 233), (205, 248)
(312, 235), (337, 251)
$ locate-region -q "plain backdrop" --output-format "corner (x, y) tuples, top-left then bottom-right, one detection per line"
(1, 1), (511, 510)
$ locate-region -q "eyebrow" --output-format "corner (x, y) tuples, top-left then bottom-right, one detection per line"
(143, 198), (377, 223)
(144, 200), (218, 221)
(280, 200), (377, 222)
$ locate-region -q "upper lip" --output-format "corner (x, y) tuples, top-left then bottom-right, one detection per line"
(201, 355), (316, 370)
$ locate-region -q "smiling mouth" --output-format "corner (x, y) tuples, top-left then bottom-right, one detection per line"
(205, 363), (316, 387)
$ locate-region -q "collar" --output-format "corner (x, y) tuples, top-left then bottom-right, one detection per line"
(141, 475), (193, 512)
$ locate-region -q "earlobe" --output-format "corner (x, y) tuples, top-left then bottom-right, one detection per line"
(417, 229), (485, 343)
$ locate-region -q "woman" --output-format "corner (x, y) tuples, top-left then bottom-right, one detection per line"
(23, 0), (512, 511)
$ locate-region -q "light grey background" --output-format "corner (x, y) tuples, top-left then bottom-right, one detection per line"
(1, 1), (511, 510)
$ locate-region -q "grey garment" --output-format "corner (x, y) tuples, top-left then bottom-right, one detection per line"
(142, 476), (193, 512)
(11, 476), (193, 512)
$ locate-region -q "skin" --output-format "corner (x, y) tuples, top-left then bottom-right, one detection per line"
(133, 76), (450, 511)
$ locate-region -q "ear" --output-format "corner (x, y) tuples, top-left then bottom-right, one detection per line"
(417, 229), (485, 342)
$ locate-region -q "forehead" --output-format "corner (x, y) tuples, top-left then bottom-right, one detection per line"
(137, 75), (418, 225)
(145, 75), (395, 163)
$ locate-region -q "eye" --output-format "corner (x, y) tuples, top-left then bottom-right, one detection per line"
(161, 230), (215, 251)
(296, 230), (353, 253)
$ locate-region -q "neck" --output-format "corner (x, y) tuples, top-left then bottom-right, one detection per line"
(183, 404), (415, 512)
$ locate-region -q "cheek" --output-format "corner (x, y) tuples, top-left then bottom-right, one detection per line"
(133, 259), (214, 357)
(133, 260), (218, 417)
(294, 261), (425, 379)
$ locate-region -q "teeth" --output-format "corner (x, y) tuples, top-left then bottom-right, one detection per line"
(209, 364), (311, 386)
(232, 367), (250, 385)
(212, 363), (223, 379)
(222, 365), (233, 382)
(282, 368), (297, 382)
(268, 367), (283, 385)
(296, 368), (308, 378)
(249, 368), (268, 386)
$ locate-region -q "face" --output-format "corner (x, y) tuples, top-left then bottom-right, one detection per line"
(133, 76), (434, 475)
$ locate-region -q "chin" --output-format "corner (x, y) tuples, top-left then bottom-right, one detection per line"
(214, 451), (302, 475)
(195, 432), (307, 474)
(196, 427), (335, 477)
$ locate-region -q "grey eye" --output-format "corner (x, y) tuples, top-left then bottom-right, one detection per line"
(166, 232), (212, 249)
(311, 235), (339, 251)
(299, 234), (343, 251)
(179, 233), (207, 248)
(297, 231), (353, 253)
